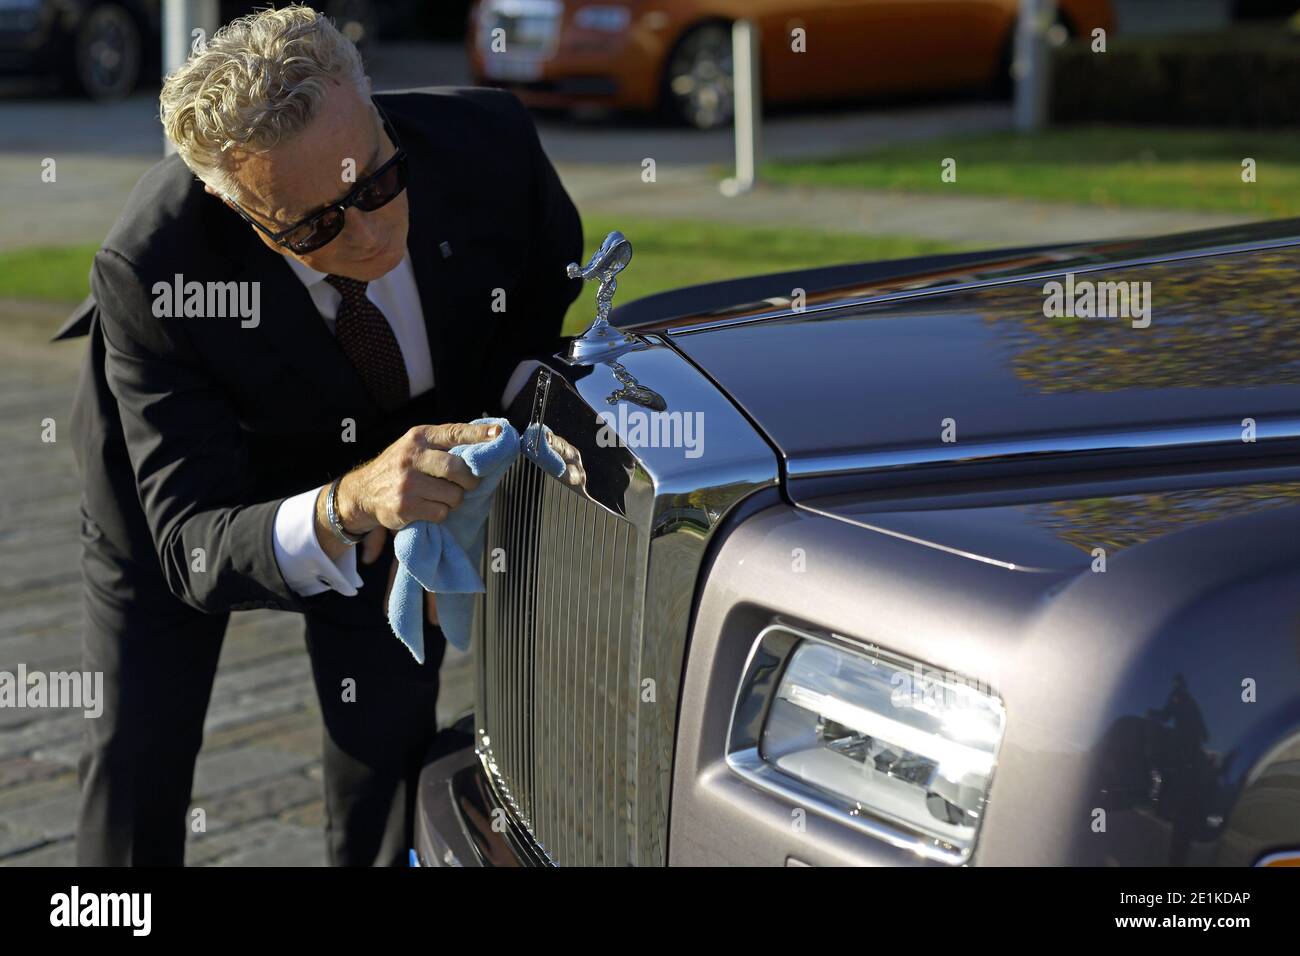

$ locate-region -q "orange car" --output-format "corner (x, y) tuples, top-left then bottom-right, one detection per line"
(467, 0), (1115, 128)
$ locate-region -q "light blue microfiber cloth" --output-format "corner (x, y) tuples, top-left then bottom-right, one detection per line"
(388, 417), (519, 662)
(387, 417), (570, 662)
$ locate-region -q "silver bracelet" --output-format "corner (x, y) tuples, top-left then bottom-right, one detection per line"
(325, 476), (365, 546)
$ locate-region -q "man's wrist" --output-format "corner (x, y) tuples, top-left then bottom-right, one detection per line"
(313, 485), (346, 561)
(324, 477), (366, 545)
(313, 479), (364, 560)
(334, 471), (375, 535)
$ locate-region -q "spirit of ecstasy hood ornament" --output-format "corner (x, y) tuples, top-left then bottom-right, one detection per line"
(565, 230), (638, 362)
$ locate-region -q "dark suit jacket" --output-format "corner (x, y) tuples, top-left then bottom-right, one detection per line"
(56, 87), (583, 625)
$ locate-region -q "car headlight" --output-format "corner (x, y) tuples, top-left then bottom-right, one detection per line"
(727, 624), (1005, 863)
(573, 5), (631, 32)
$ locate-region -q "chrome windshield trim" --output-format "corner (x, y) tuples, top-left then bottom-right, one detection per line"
(665, 235), (1300, 337)
(787, 417), (1300, 482)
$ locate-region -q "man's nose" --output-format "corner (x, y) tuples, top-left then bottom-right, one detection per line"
(342, 206), (382, 248)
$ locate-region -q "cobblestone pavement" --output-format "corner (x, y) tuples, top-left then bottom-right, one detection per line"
(0, 304), (472, 866)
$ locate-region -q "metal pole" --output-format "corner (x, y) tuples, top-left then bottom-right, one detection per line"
(162, 0), (219, 155)
(721, 18), (761, 197)
(1013, 0), (1056, 132)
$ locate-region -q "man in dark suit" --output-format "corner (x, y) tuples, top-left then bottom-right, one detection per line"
(52, 6), (582, 865)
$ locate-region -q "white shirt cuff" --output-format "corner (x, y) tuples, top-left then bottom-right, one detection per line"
(272, 485), (364, 597)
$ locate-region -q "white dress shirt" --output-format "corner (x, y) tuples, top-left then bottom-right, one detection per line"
(272, 250), (432, 598)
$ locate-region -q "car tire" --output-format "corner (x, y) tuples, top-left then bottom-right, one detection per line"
(69, 3), (144, 101)
(660, 21), (735, 130)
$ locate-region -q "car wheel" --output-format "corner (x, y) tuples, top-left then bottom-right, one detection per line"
(71, 3), (143, 101)
(662, 22), (734, 130)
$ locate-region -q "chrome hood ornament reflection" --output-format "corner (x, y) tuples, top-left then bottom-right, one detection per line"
(607, 360), (666, 411)
(565, 230), (638, 362)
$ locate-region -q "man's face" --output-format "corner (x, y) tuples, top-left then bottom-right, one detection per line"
(222, 80), (409, 281)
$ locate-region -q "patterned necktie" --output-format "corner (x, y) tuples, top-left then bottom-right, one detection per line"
(324, 274), (411, 412)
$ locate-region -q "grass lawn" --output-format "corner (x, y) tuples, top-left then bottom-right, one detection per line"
(0, 245), (99, 303)
(0, 219), (962, 337)
(762, 126), (1300, 219)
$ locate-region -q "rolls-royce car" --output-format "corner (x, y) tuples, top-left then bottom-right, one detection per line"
(466, 0), (1116, 128)
(414, 219), (1300, 867)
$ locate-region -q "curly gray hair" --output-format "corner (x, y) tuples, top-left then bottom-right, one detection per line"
(159, 4), (370, 200)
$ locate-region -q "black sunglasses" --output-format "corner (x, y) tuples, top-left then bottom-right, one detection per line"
(227, 108), (409, 254)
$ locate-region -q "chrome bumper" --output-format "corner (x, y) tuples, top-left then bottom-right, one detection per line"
(413, 740), (545, 867)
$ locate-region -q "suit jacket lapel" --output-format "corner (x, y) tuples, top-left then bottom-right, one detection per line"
(400, 112), (487, 418)
(404, 163), (455, 400)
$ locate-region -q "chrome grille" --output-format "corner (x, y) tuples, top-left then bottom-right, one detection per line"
(479, 456), (642, 866)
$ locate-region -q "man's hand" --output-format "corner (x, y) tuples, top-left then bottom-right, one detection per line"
(310, 422), (493, 618)
(313, 422), (497, 562)
(338, 422), (498, 534)
(360, 526), (438, 625)
(305, 421), (494, 623)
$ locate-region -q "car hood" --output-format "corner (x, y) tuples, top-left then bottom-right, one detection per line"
(651, 221), (1300, 492)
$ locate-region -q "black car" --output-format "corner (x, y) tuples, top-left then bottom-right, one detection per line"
(0, 0), (160, 99)
(0, 0), (413, 99)
(414, 219), (1300, 867)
